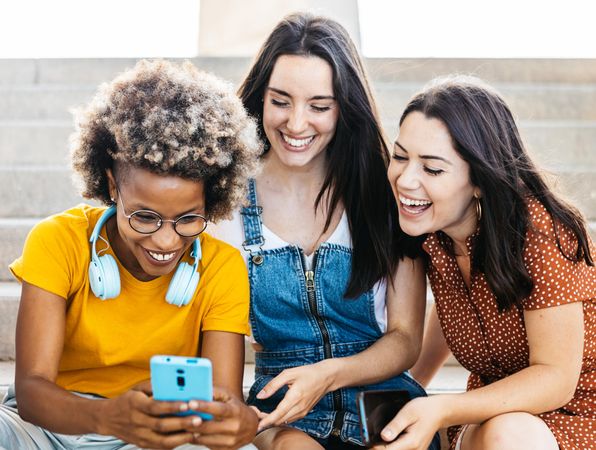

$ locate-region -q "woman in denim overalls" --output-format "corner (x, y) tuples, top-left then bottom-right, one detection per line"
(213, 13), (439, 450)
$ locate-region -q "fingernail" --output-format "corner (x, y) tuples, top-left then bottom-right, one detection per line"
(192, 417), (202, 426)
(382, 428), (395, 440)
(180, 403), (189, 411)
(189, 400), (199, 410)
(256, 389), (266, 399)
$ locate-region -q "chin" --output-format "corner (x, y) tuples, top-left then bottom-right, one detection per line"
(399, 219), (429, 238)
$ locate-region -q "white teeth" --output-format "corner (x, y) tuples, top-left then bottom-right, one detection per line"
(282, 134), (314, 147)
(399, 195), (432, 207)
(148, 251), (175, 261)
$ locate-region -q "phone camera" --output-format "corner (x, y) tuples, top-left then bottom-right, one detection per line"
(177, 376), (185, 387)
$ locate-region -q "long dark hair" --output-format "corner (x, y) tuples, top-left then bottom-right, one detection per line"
(400, 75), (593, 311)
(238, 12), (411, 297)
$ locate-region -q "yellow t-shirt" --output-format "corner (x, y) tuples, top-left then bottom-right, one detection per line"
(10, 205), (249, 398)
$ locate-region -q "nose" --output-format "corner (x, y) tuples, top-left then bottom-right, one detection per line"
(286, 105), (307, 134)
(394, 160), (421, 192)
(151, 221), (180, 251)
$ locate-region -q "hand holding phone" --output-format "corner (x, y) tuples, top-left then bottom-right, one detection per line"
(150, 355), (213, 420)
(357, 389), (411, 447)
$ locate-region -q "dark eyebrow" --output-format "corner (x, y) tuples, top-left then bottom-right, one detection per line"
(394, 140), (453, 165)
(267, 87), (335, 101)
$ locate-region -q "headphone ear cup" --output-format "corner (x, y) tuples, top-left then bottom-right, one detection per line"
(89, 254), (121, 300)
(166, 262), (200, 307)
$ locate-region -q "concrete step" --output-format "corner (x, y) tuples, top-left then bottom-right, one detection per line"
(3, 82), (596, 121)
(0, 361), (15, 398)
(0, 121), (72, 166)
(0, 219), (38, 282)
(0, 86), (95, 121)
(4, 120), (596, 168)
(2, 217), (596, 283)
(2, 58), (596, 87)
(0, 166), (92, 218)
(0, 360), (468, 406)
(381, 120), (596, 168)
(374, 83), (596, 122)
(0, 283), (20, 361)
(520, 121), (596, 168)
(0, 58), (253, 87)
(365, 58), (596, 85)
(0, 358), (459, 450)
(0, 164), (593, 219)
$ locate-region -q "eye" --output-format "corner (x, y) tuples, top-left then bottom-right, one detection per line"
(311, 105), (331, 112)
(133, 212), (159, 223)
(424, 167), (444, 176)
(392, 153), (407, 161)
(270, 98), (288, 107)
(177, 215), (202, 225)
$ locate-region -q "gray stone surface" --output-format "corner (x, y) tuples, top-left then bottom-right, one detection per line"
(0, 121), (73, 166)
(521, 121), (596, 168)
(0, 360), (468, 402)
(0, 58), (252, 87)
(0, 283), (20, 360)
(4, 82), (596, 122)
(0, 219), (38, 282)
(0, 86), (95, 120)
(0, 361), (15, 398)
(3, 58), (596, 86)
(5, 120), (594, 169)
(382, 120), (596, 168)
(374, 83), (596, 122)
(551, 170), (596, 219)
(365, 58), (596, 84)
(0, 167), (89, 217)
(0, 60), (36, 85)
(0, 57), (594, 376)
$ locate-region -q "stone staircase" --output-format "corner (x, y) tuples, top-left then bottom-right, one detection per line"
(1, 59), (594, 399)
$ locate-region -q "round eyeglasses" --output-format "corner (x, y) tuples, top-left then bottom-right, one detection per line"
(116, 190), (208, 237)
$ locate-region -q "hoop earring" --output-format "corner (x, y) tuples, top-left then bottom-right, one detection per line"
(475, 196), (482, 222)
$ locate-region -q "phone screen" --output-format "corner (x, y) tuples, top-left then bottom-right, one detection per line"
(357, 389), (410, 447)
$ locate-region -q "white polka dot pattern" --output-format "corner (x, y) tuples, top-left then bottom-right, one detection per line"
(423, 199), (596, 450)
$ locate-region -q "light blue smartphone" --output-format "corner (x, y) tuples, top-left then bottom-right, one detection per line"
(150, 355), (213, 420)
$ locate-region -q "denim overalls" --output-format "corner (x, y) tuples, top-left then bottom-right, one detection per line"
(242, 179), (439, 448)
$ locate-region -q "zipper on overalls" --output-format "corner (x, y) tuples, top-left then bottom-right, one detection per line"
(300, 249), (344, 439)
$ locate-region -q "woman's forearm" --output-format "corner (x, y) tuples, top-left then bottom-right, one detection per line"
(410, 304), (452, 387)
(326, 327), (420, 391)
(16, 376), (105, 435)
(437, 363), (577, 429)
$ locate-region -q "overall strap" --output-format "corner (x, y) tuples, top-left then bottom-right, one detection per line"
(241, 179), (265, 254)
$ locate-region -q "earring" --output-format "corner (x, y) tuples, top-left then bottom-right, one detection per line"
(475, 196), (482, 222)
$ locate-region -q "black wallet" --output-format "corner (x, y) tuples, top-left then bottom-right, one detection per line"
(356, 389), (411, 447)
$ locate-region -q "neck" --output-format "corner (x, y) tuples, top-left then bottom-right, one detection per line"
(442, 201), (478, 257)
(260, 152), (328, 195)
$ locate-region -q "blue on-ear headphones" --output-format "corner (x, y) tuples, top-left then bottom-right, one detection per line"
(88, 205), (201, 307)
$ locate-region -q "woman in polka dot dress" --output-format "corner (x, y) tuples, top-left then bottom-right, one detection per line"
(379, 76), (595, 450)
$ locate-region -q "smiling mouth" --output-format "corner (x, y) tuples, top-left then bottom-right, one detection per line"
(399, 195), (433, 214)
(147, 250), (176, 262)
(281, 132), (315, 148)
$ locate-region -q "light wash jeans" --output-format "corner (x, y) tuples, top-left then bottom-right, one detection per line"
(0, 385), (256, 450)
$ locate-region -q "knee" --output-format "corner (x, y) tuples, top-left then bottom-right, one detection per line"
(255, 428), (323, 450)
(471, 412), (555, 450)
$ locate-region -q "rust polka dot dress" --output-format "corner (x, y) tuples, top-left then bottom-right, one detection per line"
(423, 200), (595, 450)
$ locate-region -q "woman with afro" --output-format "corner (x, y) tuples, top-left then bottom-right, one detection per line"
(0, 59), (262, 450)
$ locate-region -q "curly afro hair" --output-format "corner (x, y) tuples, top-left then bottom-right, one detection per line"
(70, 59), (262, 221)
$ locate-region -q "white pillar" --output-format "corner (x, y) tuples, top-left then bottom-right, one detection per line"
(198, 0), (360, 56)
